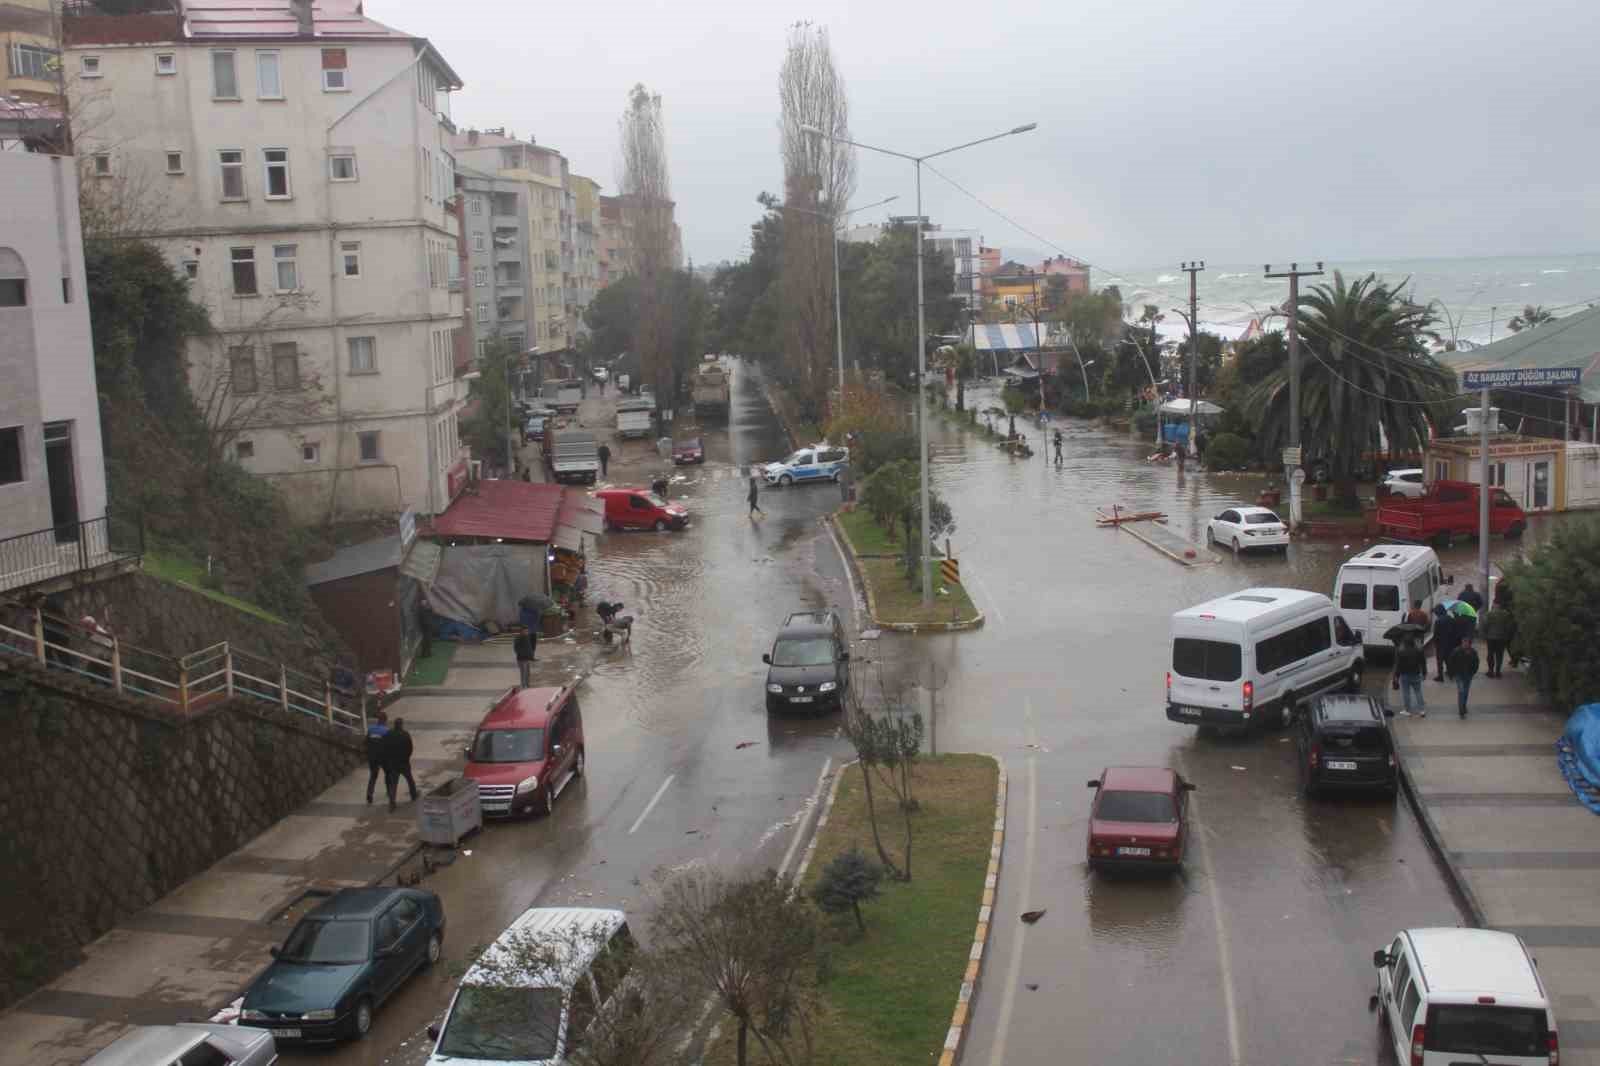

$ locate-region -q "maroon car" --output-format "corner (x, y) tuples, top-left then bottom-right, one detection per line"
(1085, 766), (1194, 872)
(672, 436), (705, 465)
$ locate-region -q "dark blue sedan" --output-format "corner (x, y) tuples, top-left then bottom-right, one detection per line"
(239, 886), (445, 1043)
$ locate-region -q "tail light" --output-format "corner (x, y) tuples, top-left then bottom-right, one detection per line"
(1166, 671), (1172, 700)
(1242, 680), (1254, 711)
(1549, 1030), (1560, 1065)
(1410, 1024), (1425, 1066)
(1309, 743), (1321, 770)
(1388, 753), (1397, 769)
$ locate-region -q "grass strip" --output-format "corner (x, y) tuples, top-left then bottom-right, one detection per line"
(143, 550), (287, 625)
(403, 641), (458, 687)
(861, 558), (980, 626)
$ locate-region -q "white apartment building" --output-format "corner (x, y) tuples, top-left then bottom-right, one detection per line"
(0, 150), (113, 592)
(568, 172), (601, 342)
(458, 165), (533, 358)
(64, 0), (469, 522)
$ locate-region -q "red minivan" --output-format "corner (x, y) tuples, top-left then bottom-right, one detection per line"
(462, 686), (585, 818)
(595, 487), (689, 532)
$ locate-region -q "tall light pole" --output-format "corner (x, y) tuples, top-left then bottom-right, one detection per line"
(1265, 262), (1324, 528)
(802, 121), (1038, 605)
(778, 194), (900, 409)
(1180, 261), (1204, 456)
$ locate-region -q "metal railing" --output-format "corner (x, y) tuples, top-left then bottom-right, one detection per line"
(0, 514), (142, 594)
(0, 605), (364, 733)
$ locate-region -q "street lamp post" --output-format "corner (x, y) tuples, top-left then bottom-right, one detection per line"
(802, 121), (1038, 605)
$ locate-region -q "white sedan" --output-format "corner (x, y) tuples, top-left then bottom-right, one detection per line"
(1206, 506), (1289, 554)
(1381, 468), (1426, 497)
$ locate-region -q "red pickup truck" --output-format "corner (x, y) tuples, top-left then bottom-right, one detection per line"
(1374, 479), (1527, 546)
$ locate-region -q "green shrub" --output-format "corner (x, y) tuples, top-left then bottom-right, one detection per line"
(1503, 519), (1600, 709)
(1204, 432), (1252, 470)
(853, 429), (917, 477)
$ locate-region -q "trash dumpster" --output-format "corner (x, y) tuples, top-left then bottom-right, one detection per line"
(418, 777), (481, 847)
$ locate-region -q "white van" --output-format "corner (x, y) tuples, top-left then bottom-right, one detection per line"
(426, 907), (633, 1066)
(1335, 545), (1447, 651)
(1374, 927), (1558, 1066)
(1166, 587), (1364, 731)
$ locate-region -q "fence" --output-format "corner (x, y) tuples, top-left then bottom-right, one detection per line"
(0, 514), (143, 594)
(0, 604), (364, 734)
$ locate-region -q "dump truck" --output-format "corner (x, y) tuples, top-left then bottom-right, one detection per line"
(692, 361), (731, 415)
(543, 428), (599, 484)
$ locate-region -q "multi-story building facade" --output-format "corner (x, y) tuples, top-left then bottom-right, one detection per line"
(924, 229), (982, 317)
(568, 173), (601, 340)
(64, 0), (469, 522)
(459, 165), (533, 359)
(1039, 254), (1091, 294)
(0, 149), (115, 591)
(2, 0), (58, 106)
(595, 191), (682, 291)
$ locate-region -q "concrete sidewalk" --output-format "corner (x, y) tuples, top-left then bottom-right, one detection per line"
(0, 640), (573, 1066)
(1391, 666), (1600, 1062)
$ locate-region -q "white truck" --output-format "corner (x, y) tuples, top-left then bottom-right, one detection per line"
(615, 396), (655, 439)
(544, 430), (600, 484)
(542, 379), (584, 414)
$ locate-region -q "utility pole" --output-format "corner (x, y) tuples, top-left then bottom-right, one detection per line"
(1180, 261), (1204, 456)
(1490, 306), (1497, 344)
(1264, 262), (1325, 529)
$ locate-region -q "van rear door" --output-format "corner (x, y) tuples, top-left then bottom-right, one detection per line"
(1336, 570), (1370, 642)
(1423, 1003), (1550, 1065)
(1169, 636), (1243, 713)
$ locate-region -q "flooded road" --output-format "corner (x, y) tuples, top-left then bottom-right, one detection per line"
(895, 385), (1550, 1066)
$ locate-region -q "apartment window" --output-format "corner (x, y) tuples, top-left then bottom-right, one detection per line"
(10, 43), (56, 81)
(321, 48), (347, 90)
(91, 153), (111, 177)
(263, 148), (290, 199)
(0, 426), (22, 484)
(155, 52), (176, 75)
(182, 259), (199, 280)
(219, 149), (245, 199)
(271, 342), (299, 390)
(228, 346), (257, 393)
(469, 196), (483, 216)
(79, 54), (101, 78)
(61, 276), (72, 303)
(211, 50), (238, 99)
(357, 431), (380, 463)
(329, 152), (357, 181)
(230, 247), (257, 295)
(301, 442), (320, 463)
(473, 267), (486, 288)
(472, 234), (484, 252)
(347, 335), (376, 373)
(255, 50), (282, 99)
(340, 241), (361, 278)
(421, 148), (432, 200)
(165, 151), (183, 174)
(476, 302), (488, 323)
(234, 439), (254, 460)
(272, 243), (298, 292)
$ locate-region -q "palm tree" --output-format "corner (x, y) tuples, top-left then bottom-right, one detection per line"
(1243, 271), (1456, 503)
(1507, 304), (1556, 333)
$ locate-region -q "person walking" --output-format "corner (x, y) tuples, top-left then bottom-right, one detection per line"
(747, 472), (765, 518)
(383, 717), (419, 811)
(597, 442), (611, 479)
(1452, 599), (1478, 646)
(1481, 603), (1515, 678)
(1447, 636), (1480, 719)
(1458, 583), (1485, 611)
(364, 710), (390, 805)
(1405, 598), (1431, 630)
(514, 630), (536, 688)
(1431, 603), (1457, 683)
(1052, 429), (1064, 466)
(1394, 637), (1428, 717)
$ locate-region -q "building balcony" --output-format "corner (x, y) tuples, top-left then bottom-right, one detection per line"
(0, 514), (143, 595)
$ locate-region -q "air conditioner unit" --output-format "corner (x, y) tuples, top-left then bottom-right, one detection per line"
(1459, 406), (1504, 434)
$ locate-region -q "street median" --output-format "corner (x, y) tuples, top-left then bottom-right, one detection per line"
(831, 508), (983, 632)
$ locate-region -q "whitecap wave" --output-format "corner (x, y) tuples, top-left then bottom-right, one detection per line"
(1519, 281), (1534, 287)
(1217, 272), (1252, 280)
(1155, 274), (1179, 284)
(1541, 269), (1567, 274)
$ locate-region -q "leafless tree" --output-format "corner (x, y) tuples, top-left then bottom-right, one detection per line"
(777, 21), (855, 420)
(618, 84), (677, 402)
(841, 658), (924, 881)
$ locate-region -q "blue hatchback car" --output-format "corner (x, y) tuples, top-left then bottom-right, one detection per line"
(240, 886), (445, 1043)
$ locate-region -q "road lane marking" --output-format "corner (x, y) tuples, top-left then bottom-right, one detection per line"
(985, 753), (1036, 1066)
(1183, 776), (1243, 1066)
(629, 774), (675, 834)
(779, 757), (833, 880)
(821, 518), (865, 629)
(968, 571), (1003, 627)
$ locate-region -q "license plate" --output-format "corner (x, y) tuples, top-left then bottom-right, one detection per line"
(1177, 706), (1202, 718)
(1326, 760), (1358, 771)
(1117, 847), (1152, 857)
(790, 695), (813, 703)
(271, 1029), (301, 1038)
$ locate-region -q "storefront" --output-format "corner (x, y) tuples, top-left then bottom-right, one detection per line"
(1424, 436), (1600, 513)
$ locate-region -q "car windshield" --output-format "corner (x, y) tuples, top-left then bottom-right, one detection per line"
(1245, 512), (1281, 525)
(1096, 790), (1176, 823)
(437, 985), (564, 1061)
(678, 439), (700, 450)
(1427, 1005), (1546, 1057)
(783, 452), (809, 465)
(645, 493), (669, 508)
(772, 637), (834, 667)
(1172, 638), (1241, 682)
(470, 728), (545, 763)
(1321, 726), (1389, 753)
(280, 918), (370, 964)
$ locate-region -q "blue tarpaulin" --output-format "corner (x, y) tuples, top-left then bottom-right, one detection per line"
(1556, 703), (1600, 814)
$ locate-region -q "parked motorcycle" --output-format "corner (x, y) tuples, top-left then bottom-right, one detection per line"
(597, 600), (634, 648)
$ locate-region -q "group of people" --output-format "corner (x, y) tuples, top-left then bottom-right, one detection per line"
(1392, 581), (1518, 719)
(363, 711), (419, 812)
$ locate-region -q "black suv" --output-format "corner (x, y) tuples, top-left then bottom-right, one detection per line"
(1295, 694), (1397, 797)
(763, 610), (850, 714)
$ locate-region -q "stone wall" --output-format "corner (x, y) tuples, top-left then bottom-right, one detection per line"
(0, 656), (363, 1010)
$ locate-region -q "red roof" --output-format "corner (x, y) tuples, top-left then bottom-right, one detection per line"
(429, 480), (564, 543)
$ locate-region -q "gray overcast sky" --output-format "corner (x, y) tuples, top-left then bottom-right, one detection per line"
(387, 0), (1600, 271)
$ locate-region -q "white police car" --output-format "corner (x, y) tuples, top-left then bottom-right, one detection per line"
(763, 444), (849, 486)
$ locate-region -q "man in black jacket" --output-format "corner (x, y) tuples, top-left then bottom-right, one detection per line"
(383, 717), (419, 812)
(364, 710), (389, 805)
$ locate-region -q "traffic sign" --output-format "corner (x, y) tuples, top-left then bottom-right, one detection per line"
(939, 558), (961, 586)
(1281, 446), (1302, 467)
(1291, 468), (1307, 485)
(1462, 367), (1582, 390)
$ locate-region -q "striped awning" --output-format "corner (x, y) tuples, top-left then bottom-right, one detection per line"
(966, 324), (1046, 352)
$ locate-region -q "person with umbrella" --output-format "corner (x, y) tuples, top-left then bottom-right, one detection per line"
(1452, 598), (1479, 646)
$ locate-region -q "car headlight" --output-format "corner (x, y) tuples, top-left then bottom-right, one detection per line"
(304, 1008), (337, 1021)
(767, 683), (783, 694)
(818, 681), (838, 692)
(241, 1009), (267, 1021)
(516, 774), (540, 795)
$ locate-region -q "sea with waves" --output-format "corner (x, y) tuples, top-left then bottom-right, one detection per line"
(1089, 254), (1600, 349)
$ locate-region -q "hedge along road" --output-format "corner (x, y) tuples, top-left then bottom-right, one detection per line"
(873, 391), (1549, 1066)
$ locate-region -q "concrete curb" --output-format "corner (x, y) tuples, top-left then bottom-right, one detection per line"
(939, 754), (1007, 1066)
(1115, 521), (1213, 568)
(1393, 736), (1490, 928)
(827, 513), (986, 633)
(790, 759), (850, 888)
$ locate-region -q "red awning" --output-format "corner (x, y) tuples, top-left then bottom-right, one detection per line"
(428, 480), (564, 543)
